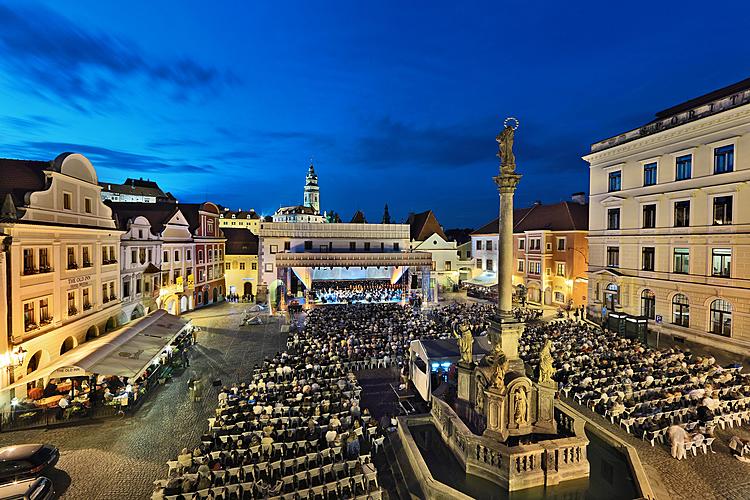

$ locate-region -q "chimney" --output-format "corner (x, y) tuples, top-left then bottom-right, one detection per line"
(571, 192), (587, 205)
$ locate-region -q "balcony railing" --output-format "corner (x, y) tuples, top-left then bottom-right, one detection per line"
(83, 303), (92, 311)
(39, 265), (52, 274)
(67, 307), (78, 316)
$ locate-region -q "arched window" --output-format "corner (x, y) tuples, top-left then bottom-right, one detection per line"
(672, 294), (689, 327)
(641, 289), (656, 319)
(710, 299), (732, 336)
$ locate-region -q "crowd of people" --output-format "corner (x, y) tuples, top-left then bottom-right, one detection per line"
(311, 281), (404, 305)
(520, 320), (749, 460)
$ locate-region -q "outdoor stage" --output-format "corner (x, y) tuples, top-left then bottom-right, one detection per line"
(269, 251), (435, 311)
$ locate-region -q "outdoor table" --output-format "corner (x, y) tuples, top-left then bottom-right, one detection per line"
(35, 395), (64, 408)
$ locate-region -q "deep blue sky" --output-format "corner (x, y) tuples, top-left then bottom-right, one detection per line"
(1, 1), (749, 228)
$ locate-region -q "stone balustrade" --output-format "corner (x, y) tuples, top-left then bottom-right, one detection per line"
(430, 396), (590, 491)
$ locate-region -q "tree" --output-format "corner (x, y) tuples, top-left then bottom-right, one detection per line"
(382, 203), (391, 224)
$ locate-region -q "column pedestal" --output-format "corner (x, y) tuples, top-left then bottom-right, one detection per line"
(483, 387), (508, 442)
(533, 381), (558, 434)
(456, 362), (474, 403)
(487, 315), (525, 373)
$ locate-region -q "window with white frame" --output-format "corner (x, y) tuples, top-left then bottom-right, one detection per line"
(556, 238), (565, 251)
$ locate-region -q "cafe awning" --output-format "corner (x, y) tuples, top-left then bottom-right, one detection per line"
(5, 310), (190, 392)
(464, 271), (498, 287)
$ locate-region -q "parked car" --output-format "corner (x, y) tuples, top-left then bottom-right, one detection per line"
(0, 445), (59, 482)
(0, 477), (54, 500)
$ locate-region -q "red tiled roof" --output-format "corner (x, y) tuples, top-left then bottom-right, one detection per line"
(472, 202), (588, 235)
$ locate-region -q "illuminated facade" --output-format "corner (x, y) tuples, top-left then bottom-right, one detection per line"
(219, 207), (261, 233)
(472, 197), (589, 307)
(0, 154), (123, 403)
(181, 203), (226, 308)
(585, 78), (750, 354)
(273, 162), (326, 223)
(223, 228), (259, 299)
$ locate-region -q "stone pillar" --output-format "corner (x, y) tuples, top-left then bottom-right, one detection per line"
(493, 172), (522, 317)
(456, 361), (474, 403)
(483, 387), (508, 442)
(533, 381), (557, 435)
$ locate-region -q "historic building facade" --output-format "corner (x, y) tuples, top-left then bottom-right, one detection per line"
(471, 197), (589, 308)
(219, 207), (261, 233)
(0, 154), (123, 401)
(182, 203), (226, 308)
(223, 228), (259, 300)
(585, 78), (750, 353)
(407, 210), (462, 289)
(99, 177), (174, 203)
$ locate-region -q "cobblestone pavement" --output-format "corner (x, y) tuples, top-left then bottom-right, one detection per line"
(570, 398), (750, 500)
(0, 302), (287, 500)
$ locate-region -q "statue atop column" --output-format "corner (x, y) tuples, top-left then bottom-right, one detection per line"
(453, 322), (474, 366)
(496, 124), (516, 174)
(538, 339), (556, 385)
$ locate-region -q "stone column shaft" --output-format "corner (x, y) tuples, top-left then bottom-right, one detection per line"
(494, 173), (521, 317)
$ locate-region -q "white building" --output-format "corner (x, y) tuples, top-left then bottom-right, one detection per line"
(585, 77), (750, 354)
(0, 153), (123, 403)
(407, 210), (462, 288)
(99, 178), (174, 204)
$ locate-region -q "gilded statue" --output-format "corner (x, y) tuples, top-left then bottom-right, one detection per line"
(496, 125), (516, 173)
(513, 388), (527, 425)
(453, 322), (474, 365)
(538, 339), (555, 385)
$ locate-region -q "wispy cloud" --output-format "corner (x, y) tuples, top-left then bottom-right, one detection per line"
(0, 115), (61, 131)
(0, 4), (237, 111)
(16, 141), (215, 175)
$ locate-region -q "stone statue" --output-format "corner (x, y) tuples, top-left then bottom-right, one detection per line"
(513, 388), (527, 425)
(492, 358), (507, 391)
(538, 339), (555, 385)
(453, 322), (474, 365)
(497, 125), (516, 173)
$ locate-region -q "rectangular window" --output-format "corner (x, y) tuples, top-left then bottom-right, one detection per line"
(264, 263), (273, 272)
(476, 258), (482, 269)
(643, 162), (657, 186)
(186, 249), (191, 261)
(63, 192), (72, 210)
(714, 145), (734, 174)
(268, 246), (277, 255)
(556, 238), (565, 251)
(40, 298), (50, 321)
(103, 283), (109, 302)
(673, 248), (689, 274)
(476, 240), (483, 251)
(556, 263), (565, 276)
(252, 262), (257, 270)
(109, 282), (115, 298)
(24, 302), (35, 329)
(225, 263), (231, 270)
(208, 249), (213, 261)
(676, 155), (692, 180)
(546, 267), (551, 276)
(546, 242), (552, 252)
(445, 261), (451, 271)
(39, 248), (49, 271)
(83, 288), (91, 309)
(642, 247), (655, 271)
(67, 247), (77, 269)
(713, 196), (733, 225)
(82, 247), (91, 267)
(136, 279), (141, 294)
(68, 291), (76, 313)
(393, 242), (399, 251)
(519, 239), (525, 250)
(606, 246), (619, 268)
(642, 204), (656, 229)
(304, 240), (313, 250)
(239, 262), (245, 270)
(174, 250), (180, 262)
(23, 248), (35, 274)
(517, 260), (524, 273)
(364, 242), (371, 252)
(486, 259), (494, 271)
(207, 219), (214, 235)
(607, 208), (620, 230)
(163, 251), (169, 263)
(123, 280), (130, 298)
(349, 242), (356, 251)
(284, 241), (291, 251)
(554, 291), (565, 303)
(608, 171), (621, 192)
(486, 240), (493, 251)
(711, 249), (731, 277)
(131, 249), (137, 264)
(674, 201), (690, 227)
(84, 197), (92, 214)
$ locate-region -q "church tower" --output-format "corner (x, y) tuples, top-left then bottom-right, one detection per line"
(303, 162), (320, 214)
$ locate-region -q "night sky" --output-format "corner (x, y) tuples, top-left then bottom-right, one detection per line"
(1, 1), (749, 228)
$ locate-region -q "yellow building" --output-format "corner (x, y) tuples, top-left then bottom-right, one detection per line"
(222, 228), (259, 300)
(219, 208), (261, 234)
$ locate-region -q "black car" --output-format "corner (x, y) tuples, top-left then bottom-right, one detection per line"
(0, 445), (59, 482)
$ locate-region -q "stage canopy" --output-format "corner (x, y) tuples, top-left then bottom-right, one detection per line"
(465, 271), (498, 287)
